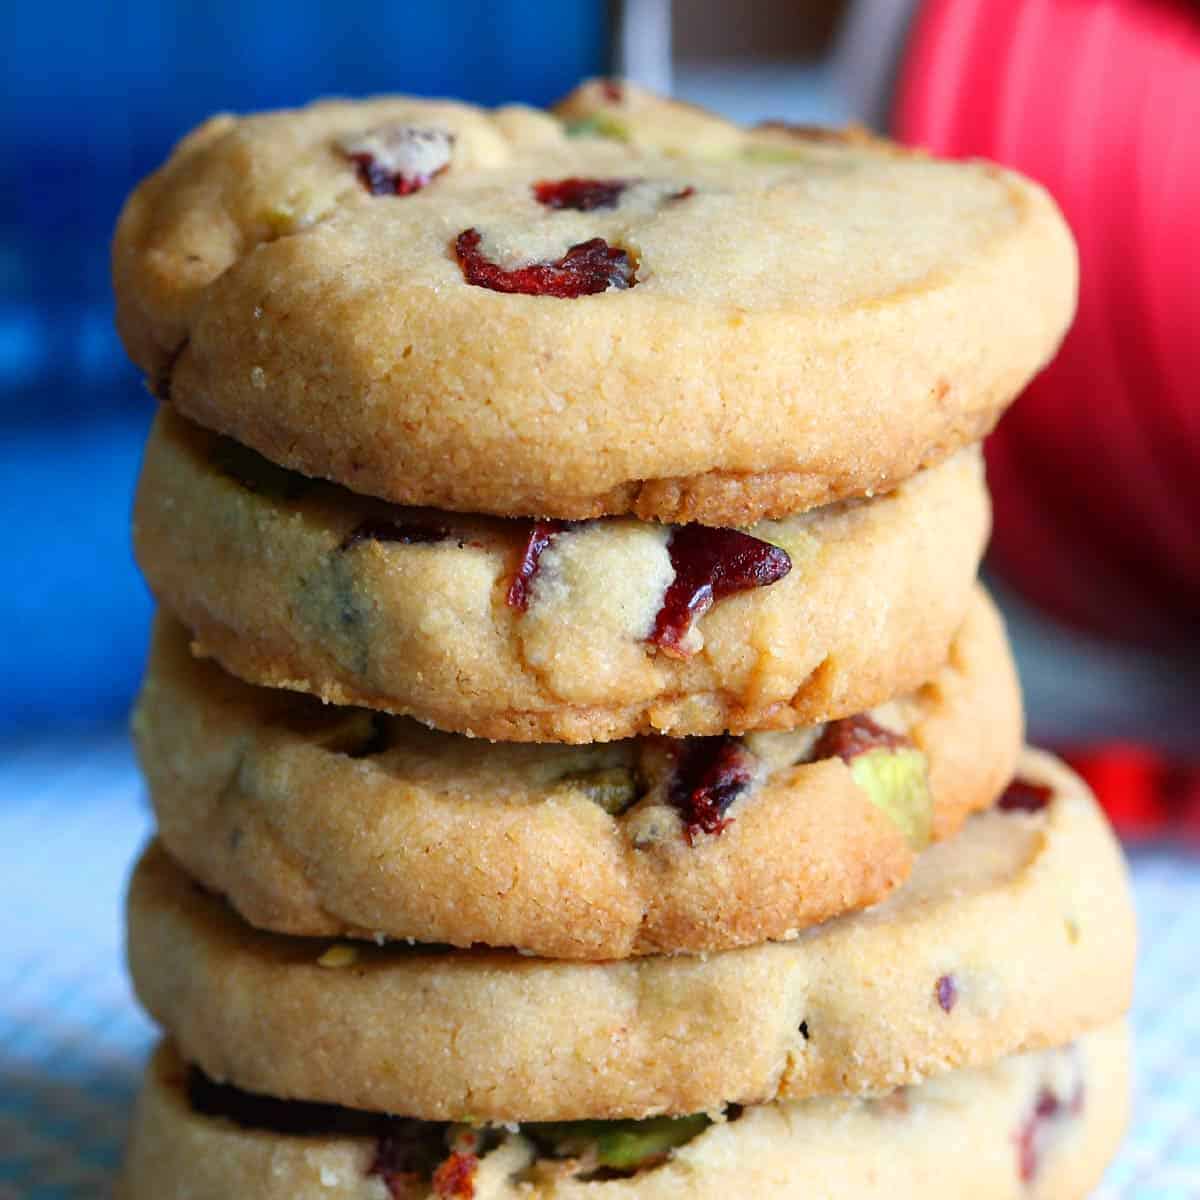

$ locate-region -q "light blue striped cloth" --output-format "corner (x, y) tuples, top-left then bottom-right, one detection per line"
(0, 729), (1195, 1198)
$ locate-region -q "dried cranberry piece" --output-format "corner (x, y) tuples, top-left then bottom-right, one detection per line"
(997, 778), (1054, 813)
(669, 185), (696, 202)
(534, 177), (631, 211)
(667, 736), (757, 843)
(1014, 1075), (1086, 1183)
(340, 518), (453, 551)
(431, 1150), (478, 1198)
(349, 153), (405, 196)
(812, 714), (908, 763)
(650, 527), (791, 655)
(455, 228), (636, 297)
(935, 974), (958, 1013)
(506, 520), (568, 611)
(1015, 1089), (1063, 1183)
(600, 79), (625, 102)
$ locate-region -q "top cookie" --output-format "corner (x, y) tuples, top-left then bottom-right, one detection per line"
(113, 80), (1077, 525)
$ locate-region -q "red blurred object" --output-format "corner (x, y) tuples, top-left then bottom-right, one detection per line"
(897, 0), (1200, 647)
(1064, 743), (1200, 840)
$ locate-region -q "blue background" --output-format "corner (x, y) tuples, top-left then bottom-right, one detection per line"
(0, 1), (607, 732)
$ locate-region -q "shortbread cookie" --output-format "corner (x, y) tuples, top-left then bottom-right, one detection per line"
(134, 590), (1020, 958)
(127, 750), (1134, 1121)
(119, 1026), (1128, 1200)
(113, 82), (1076, 526)
(133, 410), (990, 743)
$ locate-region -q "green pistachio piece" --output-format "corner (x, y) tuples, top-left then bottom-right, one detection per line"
(551, 767), (639, 815)
(530, 1114), (711, 1170)
(741, 143), (808, 163)
(850, 747), (933, 850)
(564, 114), (631, 141)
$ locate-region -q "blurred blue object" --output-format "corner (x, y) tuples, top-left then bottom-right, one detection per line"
(0, 1), (608, 732)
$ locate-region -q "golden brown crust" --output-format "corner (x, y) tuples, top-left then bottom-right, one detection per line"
(113, 82), (1076, 524)
(126, 751), (1135, 1122)
(134, 410), (991, 743)
(133, 591), (1020, 958)
(118, 1028), (1130, 1200)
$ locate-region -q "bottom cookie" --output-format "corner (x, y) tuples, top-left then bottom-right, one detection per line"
(119, 1024), (1128, 1199)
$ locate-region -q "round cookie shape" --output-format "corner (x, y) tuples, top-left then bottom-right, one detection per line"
(126, 750), (1134, 1122)
(134, 591), (1021, 959)
(119, 1027), (1129, 1200)
(113, 82), (1077, 526)
(133, 410), (991, 743)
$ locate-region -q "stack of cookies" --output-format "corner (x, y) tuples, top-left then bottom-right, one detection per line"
(113, 81), (1135, 1198)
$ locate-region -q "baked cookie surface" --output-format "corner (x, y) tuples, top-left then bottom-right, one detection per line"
(119, 1027), (1128, 1200)
(126, 750), (1134, 1122)
(113, 81), (1076, 525)
(134, 410), (990, 743)
(134, 591), (1020, 959)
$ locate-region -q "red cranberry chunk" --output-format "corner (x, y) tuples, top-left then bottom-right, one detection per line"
(432, 1151), (478, 1198)
(600, 79), (625, 102)
(935, 974), (958, 1013)
(506, 521), (568, 611)
(998, 778), (1054, 813)
(339, 125), (453, 196)
(812, 714), (908, 764)
(668, 736), (757, 843)
(340, 517), (454, 551)
(534, 177), (631, 211)
(1014, 1076), (1085, 1183)
(1016, 1088), (1062, 1183)
(455, 229), (636, 297)
(650, 527), (791, 655)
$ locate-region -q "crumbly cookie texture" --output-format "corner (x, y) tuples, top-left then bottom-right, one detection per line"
(126, 750), (1134, 1122)
(113, 80), (1076, 525)
(119, 1026), (1128, 1200)
(133, 410), (990, 743)
(133, 590), (1020, 958)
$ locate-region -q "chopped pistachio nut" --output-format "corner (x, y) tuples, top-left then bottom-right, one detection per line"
(850, 747), (933, 850)
(741, 143), (810, 164)
(550, 766), (639, 815)
(527, 1113), (710, 1171)
(743, 725), (821, 774)
(317, 943), (359, 969)
(564, 114), (631, 141)
(625, 804), (678, 848)
(261, 186), (336, 234)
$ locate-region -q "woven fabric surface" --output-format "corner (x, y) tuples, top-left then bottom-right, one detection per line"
(0, 729), (1193, 1199)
